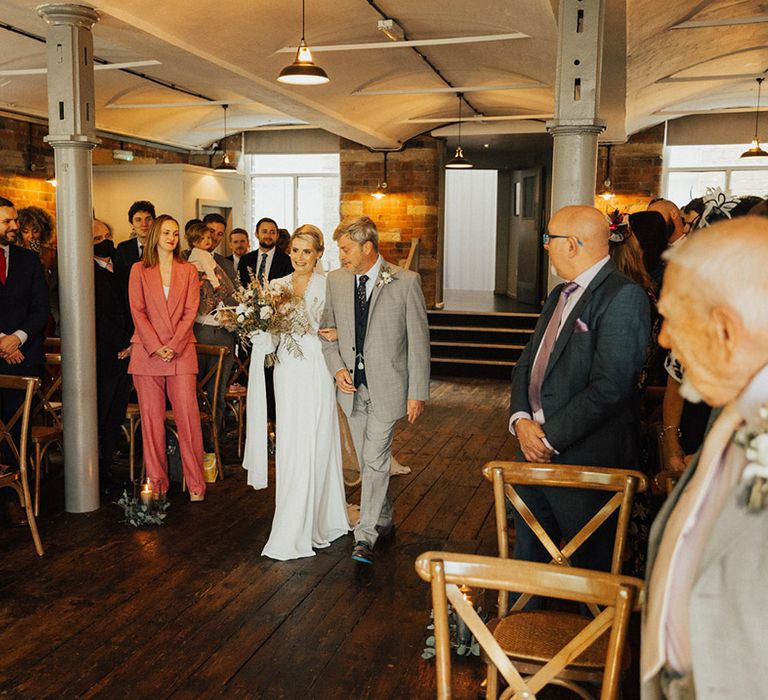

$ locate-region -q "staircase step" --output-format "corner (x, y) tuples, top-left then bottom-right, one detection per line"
(432, 357), (515, 367)
(431, 341), (525, 351)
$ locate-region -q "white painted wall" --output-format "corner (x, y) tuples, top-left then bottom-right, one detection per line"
(93, 164), (246, 252)
(444, 169), (498, 291)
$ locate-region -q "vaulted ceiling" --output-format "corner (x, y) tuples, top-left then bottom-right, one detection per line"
(0, 0), (766, 151)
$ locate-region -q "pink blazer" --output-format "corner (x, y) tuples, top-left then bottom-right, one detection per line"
(128, 259), (200, 376)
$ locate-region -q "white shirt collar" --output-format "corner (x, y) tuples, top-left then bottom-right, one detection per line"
(357, 255), (383, 283)
(259, 247), (275, 260)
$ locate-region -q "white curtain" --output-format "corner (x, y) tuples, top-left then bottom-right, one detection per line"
(444, 170), (498, 291)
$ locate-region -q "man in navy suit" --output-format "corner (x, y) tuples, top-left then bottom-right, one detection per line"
(238, 217), (293, 288)
(0, 197), (50, 463)
(509, 205), (651, 571)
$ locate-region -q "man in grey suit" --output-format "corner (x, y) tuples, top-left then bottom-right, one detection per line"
(321, 216), (430, 565)
(509, 205), (650, 572)
(203, 213), (237, 282)
(642, 217), (768, 699)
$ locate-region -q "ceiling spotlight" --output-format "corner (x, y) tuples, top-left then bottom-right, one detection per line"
(378, 18), (405, 42)
(446, 93), (474, 169)
(741, 77), (768, 158)
(277, 0), (329, 86)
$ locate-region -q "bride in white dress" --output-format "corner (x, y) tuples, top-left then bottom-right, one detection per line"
(262, 225), (350, 560)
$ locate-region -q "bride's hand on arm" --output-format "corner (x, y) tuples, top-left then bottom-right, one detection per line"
(318, 327), (337, 342)
(335, 368), (356, 394)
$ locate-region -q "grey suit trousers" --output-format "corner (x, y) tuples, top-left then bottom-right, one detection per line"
(347, 384), (396, 545)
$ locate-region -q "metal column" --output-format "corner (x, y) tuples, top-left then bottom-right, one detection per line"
(547, 0), (606, 213)
(39, 4), (100, 513)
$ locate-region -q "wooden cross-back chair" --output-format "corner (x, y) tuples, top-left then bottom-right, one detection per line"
(225, 351), (249, 458)
(0, 375), (44, 555)
(415, 553), (642, 700)
(480, 461), (648, 698)
(29, 353), (64, 516)
(164, 344), (228, 483)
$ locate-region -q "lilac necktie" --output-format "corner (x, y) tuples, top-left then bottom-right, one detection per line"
(528, 281), (579, 414)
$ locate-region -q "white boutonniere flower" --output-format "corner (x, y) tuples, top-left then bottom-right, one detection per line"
(377, 267), (396, 288)
(735, 405), (768, 513)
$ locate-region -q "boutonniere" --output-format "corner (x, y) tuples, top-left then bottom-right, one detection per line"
(377, 266), (396, 288)
(735, 405), (768, 513)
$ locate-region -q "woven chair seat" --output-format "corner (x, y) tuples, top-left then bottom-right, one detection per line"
(31, 425), (62, 443)
(494, 610), (608, 669)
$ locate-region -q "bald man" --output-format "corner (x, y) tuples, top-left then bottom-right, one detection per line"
(648, 198), (687, 246)
(509, 205), (651, 572)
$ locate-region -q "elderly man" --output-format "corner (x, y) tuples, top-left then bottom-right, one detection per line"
(509, 205), (650, 572)
(642, 217), (768, 699)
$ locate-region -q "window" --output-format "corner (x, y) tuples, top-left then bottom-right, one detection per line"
(246, 154), (341, 270)
(664, 144), (768, 205)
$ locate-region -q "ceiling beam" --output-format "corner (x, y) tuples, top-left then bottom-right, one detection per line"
(672, 14), (768, 29)
(0, 60), (162, 77)
(276, 32), (529, 53)
(353, 82), (547, 96)
(657, 73), (767, 84)
(405, 114), (553, 124)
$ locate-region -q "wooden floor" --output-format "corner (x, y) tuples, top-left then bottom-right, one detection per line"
(0, 377), (517, 699)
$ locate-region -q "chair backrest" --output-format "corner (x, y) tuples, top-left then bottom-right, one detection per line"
(228, 351), (249, 386)
(30, 353), (63, 428)
(482, 461), (648, 615)
(415, 551), (643, 700)
(0, 375), (39, 474)
(195, 343), (228, 422)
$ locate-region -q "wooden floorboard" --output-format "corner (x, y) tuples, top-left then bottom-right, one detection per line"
(0, 376), (518, 699)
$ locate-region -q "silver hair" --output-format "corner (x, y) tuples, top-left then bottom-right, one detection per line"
(333, 216), (379, 251)
(663, 216), (768, 331)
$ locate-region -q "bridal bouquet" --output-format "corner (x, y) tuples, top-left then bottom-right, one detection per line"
(217, 273), (313, 363)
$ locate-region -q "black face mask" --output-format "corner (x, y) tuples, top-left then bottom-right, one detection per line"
(93, 239), (115, 258)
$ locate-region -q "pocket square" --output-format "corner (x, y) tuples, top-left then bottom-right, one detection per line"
(574, 318), (590, 333)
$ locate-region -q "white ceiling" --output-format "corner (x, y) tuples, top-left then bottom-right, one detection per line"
(0, 0), (765, 151)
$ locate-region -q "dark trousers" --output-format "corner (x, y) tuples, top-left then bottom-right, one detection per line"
(511, 484), (617, 572)
(96, 357), (132, 472)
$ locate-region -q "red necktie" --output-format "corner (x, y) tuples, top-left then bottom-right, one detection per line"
(0, 247), (6, 284)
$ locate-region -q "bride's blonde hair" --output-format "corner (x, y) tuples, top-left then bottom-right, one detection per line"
(291, 224), (324, 254)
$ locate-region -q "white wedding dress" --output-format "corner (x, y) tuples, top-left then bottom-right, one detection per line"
(262, 273), (350, 560)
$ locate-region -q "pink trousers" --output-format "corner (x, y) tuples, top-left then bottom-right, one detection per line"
(133, 373), (206, 496)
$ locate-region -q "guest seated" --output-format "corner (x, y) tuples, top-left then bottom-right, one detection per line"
(642, 216), (768, 699)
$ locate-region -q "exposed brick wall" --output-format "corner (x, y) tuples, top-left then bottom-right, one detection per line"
(340, 136), (441, 307)
(594, 124), (664, 212)
(0, 113), (193, 220)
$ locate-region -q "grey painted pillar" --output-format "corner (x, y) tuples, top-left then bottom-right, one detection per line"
(547, 0), (606, 212)
(39, 4), (100, 513)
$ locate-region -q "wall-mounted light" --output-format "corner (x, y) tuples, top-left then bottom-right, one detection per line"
(277, 0), (329, 86)
(371, 152), (388, 199)
(45, 172), (57, 187)
(741, 77), (768, 158)
(446, 93), (473, 169)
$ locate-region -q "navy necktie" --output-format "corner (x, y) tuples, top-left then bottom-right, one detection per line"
(258, 253), (268, 283)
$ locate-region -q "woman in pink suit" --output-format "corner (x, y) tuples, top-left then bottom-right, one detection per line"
(128, 214), (206, 501)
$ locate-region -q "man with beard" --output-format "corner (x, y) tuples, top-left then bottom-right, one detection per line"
(238, 217), (293, 288)
(642, 217), (768, 699)
(202, 212), (236, 282)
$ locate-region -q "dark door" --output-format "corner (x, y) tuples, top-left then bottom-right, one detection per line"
(509, 167), (543, 304)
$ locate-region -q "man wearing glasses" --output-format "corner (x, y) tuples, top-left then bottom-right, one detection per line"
(509, 205), (651, 573)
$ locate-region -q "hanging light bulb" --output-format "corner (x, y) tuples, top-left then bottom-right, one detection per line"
(598, 144), (614, 199)
(741, 77), (768, 158)
(446, 93), (473, 169)
(215, 104), (237, 171)
(371, 152), (388, 198)
(277, 0), (329, 86)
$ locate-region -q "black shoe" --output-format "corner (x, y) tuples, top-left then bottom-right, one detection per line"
(351, 540), (373, 565)
(375, 522), (396, 541)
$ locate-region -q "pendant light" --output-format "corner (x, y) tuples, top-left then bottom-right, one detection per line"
(371, 152), (388, 199)
(741, 77), (768, 158)
(277, 0), (329, 86)
(599, 144), (615, 199)
(215, 104), (237, 172)
(446, 93), (473, 169)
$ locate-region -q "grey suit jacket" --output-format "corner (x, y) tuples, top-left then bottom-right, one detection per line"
(642, 407), (768, 700)
(214, 252), (237, 282)
(321, 261), (430, 422)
